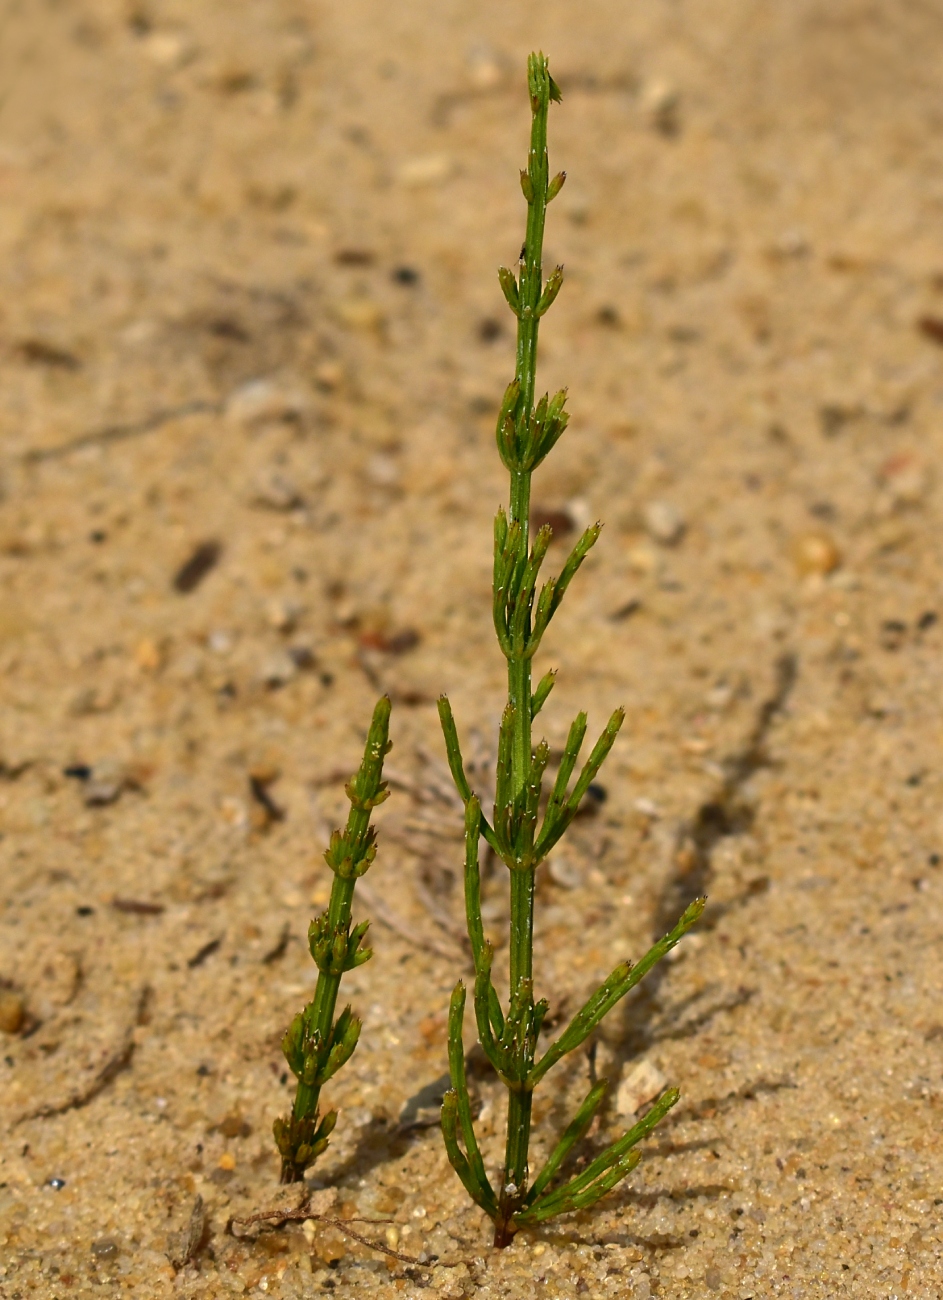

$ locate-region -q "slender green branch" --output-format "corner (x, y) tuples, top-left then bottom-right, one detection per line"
(444, 984), (498, 1216)
(531, 668), (557, 718)
(529, 899), (705, 1088)
(524, 1078), (609, 1207)
(437, 695), (501, 855)
(518, 1089), (679, 1223)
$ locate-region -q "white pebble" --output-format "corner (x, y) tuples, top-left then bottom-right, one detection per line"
(260, 652), (297, 687)
(251, 470), (303, 512)
(225, 379), (308, 427)
(398, 154), (456, 187)
(643, 500), (686, 546)
(366, 454), (400, 488)
(616, 1059), (667, 1118)
(265, 599), (300, 633)
(547, 855), (583, 889)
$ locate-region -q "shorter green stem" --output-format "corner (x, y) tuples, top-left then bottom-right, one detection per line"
(279, 874), (353, 1183)
(274, 696), (391, 1184)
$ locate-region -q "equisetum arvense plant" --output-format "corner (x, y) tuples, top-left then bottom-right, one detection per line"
(274, 696), (392, 1184)
(437, 52), (704, 1248)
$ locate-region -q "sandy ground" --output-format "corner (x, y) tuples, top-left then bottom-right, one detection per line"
(1, 1), (943, 1296)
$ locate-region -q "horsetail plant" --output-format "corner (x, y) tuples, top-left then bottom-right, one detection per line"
(274, 696), (392, 1184)
(437, 53), (704, 1248)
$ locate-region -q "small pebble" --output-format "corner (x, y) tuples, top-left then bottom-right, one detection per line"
(466, 45), (505, 89)
(260, 651), (298, 688)
(547, 855), (582, 889)
(218, 1151), (236, 1171)
(917, 314), (943, 345)
(288, 644), (316, 670)
(0, 990), (25, 1035)
(531, 504), (575, 537)
(877, 451), (929, 507)
(640, 78), (681, 135)
(313, 361), (343, 391)
(665, 931), (704, 964)
(358, 625), (420, 654)
(252, 470), (304, 512)
(91, 1238), (119, 1259)
(225, 379), (308, 426)
(133, 637), (162, 672)
(266, 598), (300, 633)
(47, 1177), (66, 1190)
(85, 782), (122, 808)
(578, 782), (607, 815)
(398, 153), (455, 187)
(334, 296), (384, 331)
(793, 532), (841, 576)
(627, 543), (659, 575)
(705, 680), (735, 711)
(218, 1113), (251, 1139)
(366, 453), (400, 488)
(616, 1058), (667, 1118)
(173, 540), (222, 594)
(141, 29), (193, 69)
(643, 500), (686, 546)
(334, 246), (375, 266)
(84, 759), (129, 808)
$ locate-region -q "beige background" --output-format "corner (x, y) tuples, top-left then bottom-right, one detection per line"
(1, 1), (942, 1296)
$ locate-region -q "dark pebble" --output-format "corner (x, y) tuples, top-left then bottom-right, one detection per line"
(173, 540), (222, 594)
(288, 644), (316, 669)
(917, 314), (943, 345)
(111, 897), (165, 916)
(358, 627), (420, 655)
(91, 1238), (118, 1259)
(880, 619), (907, 651)
(531, 504), (575, 538)
(47, 1177), (66, 1190)
(334, 247), (374, 266)
(16, 338), (81, 369)
(392, 265), (419, 285)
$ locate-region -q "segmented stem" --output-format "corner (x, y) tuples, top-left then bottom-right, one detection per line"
(437, 52), (702, 1248)
(275, 696), (392, 1183)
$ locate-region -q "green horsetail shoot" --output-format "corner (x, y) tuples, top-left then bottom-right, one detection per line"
(437, 52), (704, 1248)
(274, 696), (392, 1184)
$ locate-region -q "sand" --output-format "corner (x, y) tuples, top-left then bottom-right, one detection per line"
(1, 1), (942, 1296)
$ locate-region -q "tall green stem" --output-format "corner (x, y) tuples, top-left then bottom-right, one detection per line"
(495, 53), (557, 1246)
(439, 51), (702, 1250)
